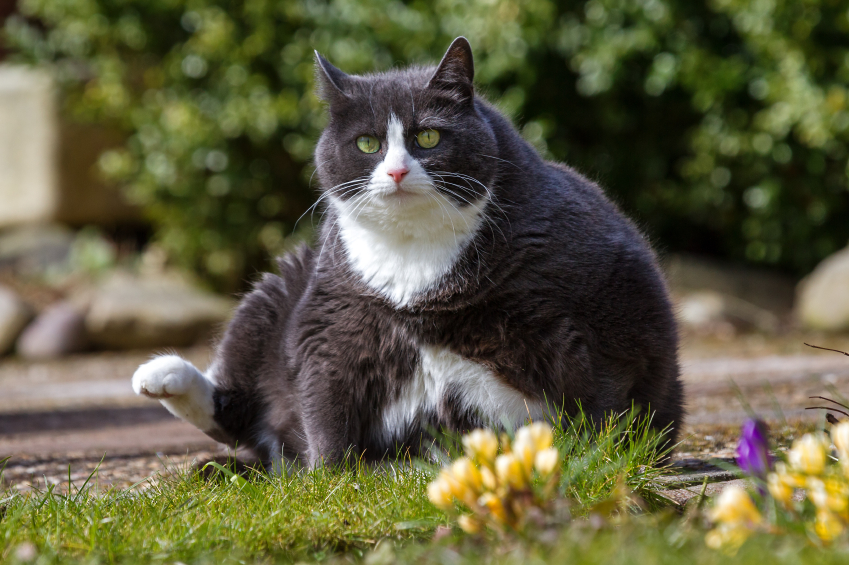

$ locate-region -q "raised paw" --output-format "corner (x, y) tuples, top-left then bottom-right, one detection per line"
(132, 355), (199, 399)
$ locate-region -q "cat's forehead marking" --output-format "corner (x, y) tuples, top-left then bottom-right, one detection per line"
(386, 114), (404, 146)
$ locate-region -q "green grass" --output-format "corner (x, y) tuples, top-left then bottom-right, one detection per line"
(368, 516), (849, 565)
(0, 412), (840, 563)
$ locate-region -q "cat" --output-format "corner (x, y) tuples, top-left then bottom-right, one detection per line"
(132, 37), (684, 469)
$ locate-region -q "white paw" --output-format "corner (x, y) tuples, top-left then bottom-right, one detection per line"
(131, 354), (217, 433)
(132, 355), (199, 399)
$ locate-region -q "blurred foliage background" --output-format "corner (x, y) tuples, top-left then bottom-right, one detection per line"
(4, 0), (849, 290)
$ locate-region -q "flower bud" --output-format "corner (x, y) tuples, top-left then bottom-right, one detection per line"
(705, 524), (751, 552)
(463, 429), (498, 464)
(808, 477), (828, 509)
(736, 419), (772, 480)
(534, 447), (560, 476)
(439, 469), (465, 500)
(809, 478), (849, 514)
(479, 492), (508, 523)
(512, 439), (535, 476)
(427, 477), (454, 510)
(515, 422), (554, 453)
(788, 433), (828, 475)
(481, 466), (497, 491)
(709, 485), (762, 526)
(815, 510), (845, 542)
(458, 514), (482, 534)
(495, 453), (526, 489)
(832, 421), (849, 456)
(450, 457), (483, 492)
(832, 422), (849, 477)
(825, 479), (849, 513)
(767, 472), (794, 504)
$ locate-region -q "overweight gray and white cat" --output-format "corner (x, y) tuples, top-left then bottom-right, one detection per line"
(132, 37), (684, 469)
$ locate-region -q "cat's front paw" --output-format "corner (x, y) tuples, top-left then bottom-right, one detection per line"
(132, 355), (199, 399)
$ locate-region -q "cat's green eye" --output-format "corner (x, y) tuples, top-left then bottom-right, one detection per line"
(356, 135), (380, 154)
(416, 129), (440, 149)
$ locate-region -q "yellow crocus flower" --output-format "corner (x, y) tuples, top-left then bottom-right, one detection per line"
(463, 429), (499, 464)
(705, 524), (752, 553)
(815, 510), (845, 542)
(427, 477), (454, 510)
(458, 514), (482, 534)
(534, 447), (560, 476)
(495, 453), (526, 489)
(515, 422), (554, 453)
(831, 421), (849, 458)
(479, 492), (508, 524)
(450, 457), (483, 492)
(709, 485), (762, 526)
(767, 471), (794, 504)
(788, 433), (828, 475)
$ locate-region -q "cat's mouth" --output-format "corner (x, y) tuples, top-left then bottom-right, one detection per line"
(375, 185), (427, 200)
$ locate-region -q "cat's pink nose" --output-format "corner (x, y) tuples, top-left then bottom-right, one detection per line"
(387, 166), (409, 184)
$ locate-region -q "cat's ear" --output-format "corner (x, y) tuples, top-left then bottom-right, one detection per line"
(427, 37), (475, 103)
(314, 51), (351, 103)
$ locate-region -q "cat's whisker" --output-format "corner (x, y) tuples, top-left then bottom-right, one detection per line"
(421, 189), (461, 251)
(475, 153), (525, 171)
(434, 171), (514, 239)
(422, 184), (484, 275)
(429, 179), (509, 246)
(294, 176), (370, 233)
(328, 190), (379, 267)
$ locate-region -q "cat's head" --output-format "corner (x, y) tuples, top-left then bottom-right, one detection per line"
(313, 38), (497, 239)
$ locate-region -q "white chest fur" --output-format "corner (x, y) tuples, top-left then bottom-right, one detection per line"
(381, 346), (545, 442)
(336, 211), (480, 307)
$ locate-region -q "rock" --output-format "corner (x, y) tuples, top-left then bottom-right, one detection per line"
(0, 224), (74, 274)
(0, 65), (58, 228)
(16, 302), (88, 359)
(0, 286), (34, 355)
(665, 254), (795, 316)
(83, 272), (234, 349)
(797, 246), (849, 332)
(677, 290), (780, 334)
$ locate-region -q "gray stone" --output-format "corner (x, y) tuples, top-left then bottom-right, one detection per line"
(83, 272), (234, 349)
(16, 302), (88, 359)
(659, 478), (752, 507)
(0, 65), (58, 228)
(797, 246), (849, 332)
(0, 286), (34, 356)
(665, 254), (795, 315)
(676, 290), (779, 334)
(0, 224), (74, 274)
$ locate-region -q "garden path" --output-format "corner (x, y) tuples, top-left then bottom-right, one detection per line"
(1, 335), (847, 501)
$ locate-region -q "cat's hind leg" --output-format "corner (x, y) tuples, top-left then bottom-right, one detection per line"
(132, 354), (224, 440)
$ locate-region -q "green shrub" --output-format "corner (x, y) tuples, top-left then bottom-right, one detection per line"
(5, 0), (849, 289)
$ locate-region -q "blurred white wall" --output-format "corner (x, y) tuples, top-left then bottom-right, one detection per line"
(0, 65), (58, 227)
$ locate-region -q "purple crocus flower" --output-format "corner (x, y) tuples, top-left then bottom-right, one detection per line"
(736, 419), (772, 479)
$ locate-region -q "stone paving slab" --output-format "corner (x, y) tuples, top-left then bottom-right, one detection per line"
(658, 478), (751, 507)
(0, 417), (218, 459)
(0, 346), (212, 413)
(3, 349), (847, 418)
(0, 343), (845, 500)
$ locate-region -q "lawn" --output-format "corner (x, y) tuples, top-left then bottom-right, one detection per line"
(0, 413), (844, 564)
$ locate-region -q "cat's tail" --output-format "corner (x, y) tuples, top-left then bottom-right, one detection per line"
(131, 354), (229, 443)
